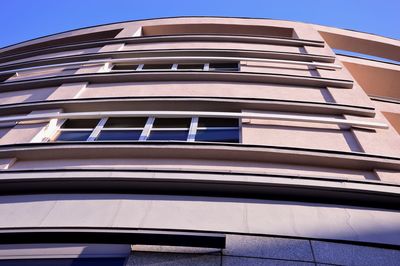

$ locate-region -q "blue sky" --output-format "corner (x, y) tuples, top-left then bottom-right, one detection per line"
(1, 0), (399, 48)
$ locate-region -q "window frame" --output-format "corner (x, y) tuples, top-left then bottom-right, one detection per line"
(51, 116), (241, 143)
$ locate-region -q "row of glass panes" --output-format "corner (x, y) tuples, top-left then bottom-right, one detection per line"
(111, 62), (239, 72)
(54, 117), (240, 143)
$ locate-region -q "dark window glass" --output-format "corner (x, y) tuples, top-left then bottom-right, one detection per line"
(198, 118), (239, 128)
(0, 257), (126, 266)
(56, 131), (91, 141)
(61, 119), (99, 129)
(0, 73), (14, 82)
(112, 64), (138, 71)
(148, 130), (188, 141)
(195, 129), (239, 143)
(209, 62), (239, 71)
(104, 117), (147, 128)
(153, 118), (191, 128)
(177, 64), (204, 70)
(97, 130), (142, 141)
(142, 64), (173, 70)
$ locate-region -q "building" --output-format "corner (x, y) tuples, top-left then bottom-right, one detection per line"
(0, 16), (399, 265)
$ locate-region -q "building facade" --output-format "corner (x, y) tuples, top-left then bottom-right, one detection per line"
(0, 17), (399, 265)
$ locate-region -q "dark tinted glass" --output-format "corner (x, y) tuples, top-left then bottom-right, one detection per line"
(209, 62), (239, 70)
(195, 129), (239, 143)
(0, 257), (126, 266)
(104, 117), (147, 128)
(56, 131), (91, 141)
(177, 64), (204, 70)
(112, 64), (138, 71)
(62, 119), (99, 129)
(97, 130), (142, 141)
(198, 118), (238, 127)
(142, 64), (173, 70)
(148, 130), (188, 141)
(153, 118), (191, 128)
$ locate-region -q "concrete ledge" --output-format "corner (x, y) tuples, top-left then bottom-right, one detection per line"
(0, 71), (354, 92)
(0, 96), (376, 117)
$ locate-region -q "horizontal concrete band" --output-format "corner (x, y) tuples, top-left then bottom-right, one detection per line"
(6, 110), (387, 129)
(0, 228), (226, 248)
(0, 170), (399, 210)
(0, 96), (376, 118)
(0, 71), (354, 93)
(0, 55), (341, 77)
(1, 142), (400, 171)
(0, 48), (336, 71)
(0, 193), (398, 247)
(0, 34), (325, 63)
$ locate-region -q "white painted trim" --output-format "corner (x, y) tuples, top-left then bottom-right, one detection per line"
(187, 117), (199, 142)
(139, 117), (155, 141)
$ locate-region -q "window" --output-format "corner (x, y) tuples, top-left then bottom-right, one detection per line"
(195, 117), (240, 143)
(111, 62), (239, 72)
(141, 64), (173, 70)
(177, 63), (205, 70)
(111, 64), (139, 71)
(209, 62), (239, 71)
(53, 117), (240, 143)
(55, 119), (99, 141)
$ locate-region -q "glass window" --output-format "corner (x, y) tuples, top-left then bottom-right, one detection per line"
(112, 64), (139, 71)
(177, 64), (204, 70)
(152, 118), (191, 128)
(198, 117), (239, 128)
(56, 131), (92, 141)
(209, 62), (239, 71)
(142, 64), (173, 70)
(195, 129), (239, 143)
(104, 117), (147, 128)
(148, 130), (188, 141)
(97, 130), (142, 141)
(61, 119), (99, 129)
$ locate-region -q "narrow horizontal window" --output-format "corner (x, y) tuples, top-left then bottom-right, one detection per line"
(104, 117), (147, 128)
(97, 130), (142, 141)
(61, 119), (99, 129)
(51, 116), (240, 144)
(112, 64), (139, 71)
(209, 62), (239, 71)
(177, 64), (205, 70)
(195, 129), (239, 143)
(142, 64), (173, 70)
(56, 131), (92, 141)
(198, 117), (239, 128)
(153, 118), (191, 128)
(148, 130), (189, 141)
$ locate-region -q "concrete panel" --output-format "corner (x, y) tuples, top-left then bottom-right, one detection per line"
(126, 252), (220, 266)
(224, 235), (313, 261)
(311, 240), (400, 266)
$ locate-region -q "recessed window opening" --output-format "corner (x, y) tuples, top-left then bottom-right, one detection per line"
(111, 64), (139, 71)
(111, 62), (239, 72)
(141, 64), (174, 70)
(53, 116), (240, 143)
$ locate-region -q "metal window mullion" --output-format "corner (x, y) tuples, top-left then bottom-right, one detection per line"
(203, 63), (210, 71)
(136, 64), (144, 71)
(87, 117), (108, 141)
(171, 63), (178, 70)
(187, 117), (199, 142)
(139, 117), (154, 141)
